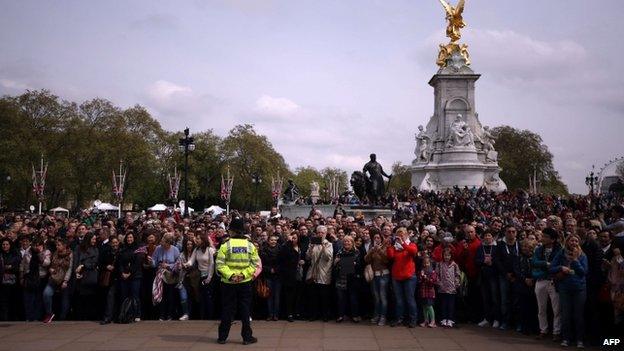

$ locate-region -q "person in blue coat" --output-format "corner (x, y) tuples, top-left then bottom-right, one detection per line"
(549, 234), (588, 348)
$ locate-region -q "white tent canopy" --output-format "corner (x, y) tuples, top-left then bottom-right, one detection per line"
(95, 202), (119, 211)
(147, 204), (168, 212)
(50, 207), (69, 213)
(204, 205), (225, 216)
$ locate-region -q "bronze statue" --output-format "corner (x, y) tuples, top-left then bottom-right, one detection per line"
(362, 154), (392, 205)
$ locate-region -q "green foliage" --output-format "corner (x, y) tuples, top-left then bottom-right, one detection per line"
(387, 162), (412, 193)
(492, 126), (568, 195)
(221, 124), (292, 210)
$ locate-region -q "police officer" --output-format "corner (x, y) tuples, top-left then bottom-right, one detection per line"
(216, 215), (259, 345)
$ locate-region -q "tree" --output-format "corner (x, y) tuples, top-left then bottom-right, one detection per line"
(387, 162), (412, 193)
(292, 167), (323, 198)
(221, 125), (291, 210)
(492, 126), (568, 194)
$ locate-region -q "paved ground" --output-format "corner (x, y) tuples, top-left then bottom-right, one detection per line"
(0, 320), (569, 351)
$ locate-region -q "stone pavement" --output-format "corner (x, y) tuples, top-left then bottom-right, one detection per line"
(0, 320), (568, 351)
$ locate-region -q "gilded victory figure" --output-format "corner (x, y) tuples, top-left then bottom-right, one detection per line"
(436, 0), (471, 67)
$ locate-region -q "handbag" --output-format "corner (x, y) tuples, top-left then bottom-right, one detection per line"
(255, 277), (271, 299)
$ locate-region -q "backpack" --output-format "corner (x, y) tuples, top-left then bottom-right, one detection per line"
(117, 298), (138, 324)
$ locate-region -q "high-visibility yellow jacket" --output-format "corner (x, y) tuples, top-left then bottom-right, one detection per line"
(216, 237), (260, 284)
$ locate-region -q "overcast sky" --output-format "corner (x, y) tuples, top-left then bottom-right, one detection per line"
(1, 0), (623, 194)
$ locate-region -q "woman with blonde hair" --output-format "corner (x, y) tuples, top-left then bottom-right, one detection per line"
(549, 234), (588, 348)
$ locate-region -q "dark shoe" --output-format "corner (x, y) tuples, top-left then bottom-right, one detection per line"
(243, 337), (258, 345)
(390, 319), (403, 327)
(100, 319), (111, 325)
(408, 321), (417, 328)
(217, 339), (226, 344)
(552, 334), (561, 342)
(272, 316), (278, 321)
(266, 317), (272, 321)
(287, 315), (294, 322)
(352, 317), (361, 323)
(536, 333), (547, 340)
(336, 317), (344, 323)
(43, 314), (55, 324)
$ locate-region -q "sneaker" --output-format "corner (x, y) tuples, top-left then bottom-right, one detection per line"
(477, 319), (489, 328)
(377, 317), (386, 326)
(576, 341), (584, 349)
(499, 323), (508, 330)
(352, 317), (361, 323)
(371, 316), (380, 325)
(428, 321), (437, 328)
(336, 317), (344, 323)
(243, 337), (258, 345)
(560, 340), (569, 347)
(448, 320), (455, 328)
(441, 319), (448, 327)
(492, 320), (500, 329)
(134, 317), (141, 322)
(43, 314), (55, 324)
(179, 314), (189, 321)
(515, 325), (522, 333)
(419, 322), (427, 328)
(287, 315), (294, 322)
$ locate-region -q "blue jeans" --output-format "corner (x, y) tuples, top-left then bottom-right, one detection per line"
(266, 277), (281, 318)
(481, 275), (500, 322)
(498, 276), (517, 325)
(42, 283), (70, 319)
(392, 275), (418, 323)
(559, 289), (586, 342)
(371, 274), (389, 318)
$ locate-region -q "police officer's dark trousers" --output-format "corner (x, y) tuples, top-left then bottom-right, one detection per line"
(218, 281), (253, 341)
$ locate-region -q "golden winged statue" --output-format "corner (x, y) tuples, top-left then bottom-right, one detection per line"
(439, 0), (465, 43)
(436, 0), (470, 68)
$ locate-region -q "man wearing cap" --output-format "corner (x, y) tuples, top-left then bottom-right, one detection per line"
(215, 215), (260, 345)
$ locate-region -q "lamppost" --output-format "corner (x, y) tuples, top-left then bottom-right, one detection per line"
(178, 127), (195, 217)
(585, 165), (599, 195)
(251, 172), (262, 211)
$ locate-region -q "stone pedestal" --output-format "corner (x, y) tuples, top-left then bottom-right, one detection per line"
(410, 52), (507, 192)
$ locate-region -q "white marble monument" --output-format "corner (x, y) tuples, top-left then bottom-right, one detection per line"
(410, 0), (506, 192)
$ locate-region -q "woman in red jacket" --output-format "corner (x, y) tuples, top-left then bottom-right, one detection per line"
(387, 227), (419, 328)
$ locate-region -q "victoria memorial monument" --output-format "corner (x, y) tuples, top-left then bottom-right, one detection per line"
(410, 0), (507, 192)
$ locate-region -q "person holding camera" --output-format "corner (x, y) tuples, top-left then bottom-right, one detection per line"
(386, 227), (418, 328)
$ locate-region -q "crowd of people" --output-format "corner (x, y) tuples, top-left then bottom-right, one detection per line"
(0, 187), (623, 349)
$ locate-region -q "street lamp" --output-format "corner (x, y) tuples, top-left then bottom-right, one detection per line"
(585, 165), (599, 195)
(178, 127), (195, 217)
(251, 172), (262, 211)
